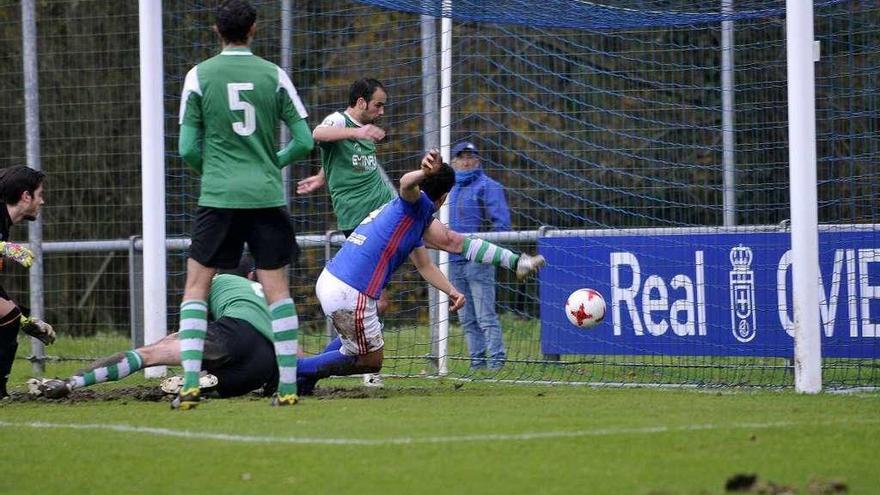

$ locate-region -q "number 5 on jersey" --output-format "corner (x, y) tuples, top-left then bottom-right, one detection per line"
(228, 82), (255, 136)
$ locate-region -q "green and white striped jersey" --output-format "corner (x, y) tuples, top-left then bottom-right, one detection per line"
(179, 47), (308, 208)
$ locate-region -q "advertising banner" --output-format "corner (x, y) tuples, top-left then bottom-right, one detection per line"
(539, 231), (880, 357)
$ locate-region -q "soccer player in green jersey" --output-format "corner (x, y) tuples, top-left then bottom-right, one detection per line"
(296, 77), (394, 236)
(176, 0), (313, 408)
(30, 260), (280, 401)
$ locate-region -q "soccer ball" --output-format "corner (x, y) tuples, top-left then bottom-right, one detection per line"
(565, 288), (606, 328)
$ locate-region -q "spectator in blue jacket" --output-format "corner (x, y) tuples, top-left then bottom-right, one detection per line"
(448, 141), (512, 370)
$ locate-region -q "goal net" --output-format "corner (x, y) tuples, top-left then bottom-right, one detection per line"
(0, 0), (876, 389)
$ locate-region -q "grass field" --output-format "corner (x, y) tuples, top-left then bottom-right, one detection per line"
(1, 336), (878, 494)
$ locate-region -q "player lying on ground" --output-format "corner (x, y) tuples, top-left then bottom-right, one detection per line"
(30, 260), (278, 400)
(295, 150), (546, 395)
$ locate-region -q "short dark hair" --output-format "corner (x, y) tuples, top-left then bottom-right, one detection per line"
(421, 163), (455, 202)
(0, 166), (45, 205)
(218, 255), (256, 279)
(348, 78), (385, 107)
(216, 0), (256, 44)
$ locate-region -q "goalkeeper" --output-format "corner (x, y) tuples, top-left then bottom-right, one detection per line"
(30, 259), (278, 400)
(0, 166), (55, 399)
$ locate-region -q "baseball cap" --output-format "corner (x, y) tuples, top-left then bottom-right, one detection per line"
(451, 141), (479, 157)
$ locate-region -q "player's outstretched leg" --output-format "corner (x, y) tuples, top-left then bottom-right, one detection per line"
(459, 237), (545, 280)
(27, 378), (71, 399)
(296, 347), (363, 395)
(72, 350), (146, 388)
(515, 253), (546, 280)
(294, 337), (341, 396)
(28, 350), (146, 399)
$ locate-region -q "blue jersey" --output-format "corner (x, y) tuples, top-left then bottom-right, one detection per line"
(327, 192), (436, 299)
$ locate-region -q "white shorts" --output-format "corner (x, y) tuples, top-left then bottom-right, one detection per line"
(315, 269), (384, 356)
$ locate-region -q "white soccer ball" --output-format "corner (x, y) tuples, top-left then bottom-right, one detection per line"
(565, 288), (606, 328)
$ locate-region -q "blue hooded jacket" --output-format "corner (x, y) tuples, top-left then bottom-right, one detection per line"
(448, 168), (511, 263)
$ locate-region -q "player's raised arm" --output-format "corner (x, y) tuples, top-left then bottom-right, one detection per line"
(313, 121), (385, 143)
(399, 149), (442, 203)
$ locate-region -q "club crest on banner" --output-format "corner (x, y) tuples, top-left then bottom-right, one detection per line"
(729, 245), (756, 343)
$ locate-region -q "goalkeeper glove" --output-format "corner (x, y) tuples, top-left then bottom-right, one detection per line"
(20, 316), (55, 345)
(0, 241), (34, 268)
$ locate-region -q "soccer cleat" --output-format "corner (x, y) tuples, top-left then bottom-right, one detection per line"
(41, 379), (72, 399)
(515, 254), (546, 280)
(159, 375), (183, 395)
(26, 378), (43, 397)
(27, 378), (71, 399)
(270, 393), (299, 406)
(160, 373), (219, 395)
(170, 387), (200, 410)
(362, 373), (384, 388)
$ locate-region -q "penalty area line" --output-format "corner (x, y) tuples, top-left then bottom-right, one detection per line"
(0, 418), (876, 446)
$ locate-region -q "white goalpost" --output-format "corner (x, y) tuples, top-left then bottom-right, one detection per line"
(138, 0), (167, 379)
(785, 0), (822, 393)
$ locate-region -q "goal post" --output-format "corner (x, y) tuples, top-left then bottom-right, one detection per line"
(138, 0), (167, 378)
(785, 0), (821, 393)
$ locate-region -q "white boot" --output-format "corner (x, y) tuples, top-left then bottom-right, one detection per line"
(362, 373), (384, 388)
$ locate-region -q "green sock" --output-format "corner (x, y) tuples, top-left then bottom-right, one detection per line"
(269, 298), (298, 397)
(461, 237), (519, 270)
(72, 350), (144, 389)
(178, 300), (208, 393)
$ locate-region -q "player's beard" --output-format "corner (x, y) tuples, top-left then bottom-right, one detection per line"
(364, 111), (381, 125)
(22, 207), (39, 221)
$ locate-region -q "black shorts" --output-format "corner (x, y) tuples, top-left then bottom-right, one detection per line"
(190, 206), (299, 270)
(202, 317), (278, 398)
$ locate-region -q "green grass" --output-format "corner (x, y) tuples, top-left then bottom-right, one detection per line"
(16, 316), (880, 389)
(371, 315), (880, 388)
(2, 336), (879, 494)
(2, 382), (878, 494)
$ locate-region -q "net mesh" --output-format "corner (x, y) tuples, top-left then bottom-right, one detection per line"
(0, 0), (876, 388)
